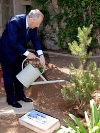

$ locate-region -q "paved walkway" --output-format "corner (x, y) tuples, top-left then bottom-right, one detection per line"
(0, 97), (33, 115)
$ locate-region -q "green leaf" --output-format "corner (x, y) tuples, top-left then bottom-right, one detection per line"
(64, 119), (77, 131)
(69, 114), (87, 133)
(90, 99), (98, 127)
(85, 111), (92, 132)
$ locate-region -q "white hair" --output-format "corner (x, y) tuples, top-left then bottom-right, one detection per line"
(28, 9), (44, 20)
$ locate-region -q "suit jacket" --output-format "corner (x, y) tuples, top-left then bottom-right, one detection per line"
(0, 14), (42, 63)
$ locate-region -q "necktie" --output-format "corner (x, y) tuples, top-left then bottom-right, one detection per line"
(26, 27), (29, 36)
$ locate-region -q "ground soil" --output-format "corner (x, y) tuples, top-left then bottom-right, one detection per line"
(0, 52), (100, 133)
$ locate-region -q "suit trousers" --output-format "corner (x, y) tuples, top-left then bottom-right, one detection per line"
(1, 56), (26, 103)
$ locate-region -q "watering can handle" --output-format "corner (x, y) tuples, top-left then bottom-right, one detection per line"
(22, 57), (44, 74)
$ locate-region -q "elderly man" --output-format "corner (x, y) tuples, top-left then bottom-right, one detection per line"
(0, 9), (45, 108)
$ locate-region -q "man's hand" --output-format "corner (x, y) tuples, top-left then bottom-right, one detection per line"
(27, 52), (46, 68)
(39, 54), (46, 68)
(27, 52), (36, 59)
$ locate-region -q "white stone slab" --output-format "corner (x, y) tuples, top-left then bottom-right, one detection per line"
(0, 97), (34, 115)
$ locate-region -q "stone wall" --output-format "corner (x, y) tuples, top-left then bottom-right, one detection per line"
(43, 0), (61, 50)
(13, 0), (26, 15)
(0, 0), (2, 35)
(0, 0), (14, 35)
(0, 0), (31, 36)
(31, 0), (61, 50)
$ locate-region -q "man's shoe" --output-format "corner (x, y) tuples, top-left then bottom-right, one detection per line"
(8, 101), (22, 108)
(17, 97), (33, 102)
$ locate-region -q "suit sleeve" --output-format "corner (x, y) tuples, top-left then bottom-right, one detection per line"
(7, 21), (26, 54)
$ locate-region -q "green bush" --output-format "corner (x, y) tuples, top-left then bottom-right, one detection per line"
(61, 25), (100, 109)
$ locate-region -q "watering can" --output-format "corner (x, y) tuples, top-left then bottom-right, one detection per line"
(16, 57), (66, 88)
(16, 57), (45, 88)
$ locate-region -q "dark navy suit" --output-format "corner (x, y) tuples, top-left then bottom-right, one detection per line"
(0, 14), (42, 103)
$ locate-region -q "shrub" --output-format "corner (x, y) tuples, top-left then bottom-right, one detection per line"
(61, 25), (100, 109)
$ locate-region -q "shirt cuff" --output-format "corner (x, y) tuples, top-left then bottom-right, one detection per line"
(23, 51), (29, 56)
(37, 50), (43, 56)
